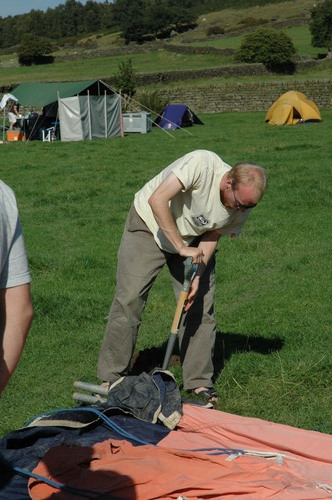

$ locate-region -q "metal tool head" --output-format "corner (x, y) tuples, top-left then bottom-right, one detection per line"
(183, 257), (199, 291)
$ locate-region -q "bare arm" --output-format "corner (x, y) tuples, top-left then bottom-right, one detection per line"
(0, 284), (33, 394)
(185, 230), (221, 310)
(148, 173), (205, 264)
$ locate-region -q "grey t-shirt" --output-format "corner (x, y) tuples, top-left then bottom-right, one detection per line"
(0, 180), (31, 288)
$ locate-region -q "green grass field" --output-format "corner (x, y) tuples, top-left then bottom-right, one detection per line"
(0, 50), (237, 87)
(1, 42), (331, 91)
(0, 109), (331, 436)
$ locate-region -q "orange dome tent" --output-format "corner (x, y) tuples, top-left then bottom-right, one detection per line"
(265, 91), (322, 126)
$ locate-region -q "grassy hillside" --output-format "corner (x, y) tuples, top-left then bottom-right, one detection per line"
(0, 41), (330, 90)
(176, 0), (316, 39)
(0, 0), (329, 89)
(188, 25), (323, 58)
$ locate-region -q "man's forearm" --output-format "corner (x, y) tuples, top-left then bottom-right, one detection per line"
(148, 173), (205, 263)
(185, 232), (220, 310)
(196, 231), (221, 275)
(148, 174), (187, 253)
(150, 200), (185, 253)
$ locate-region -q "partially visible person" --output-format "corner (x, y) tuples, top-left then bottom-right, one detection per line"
(0, 180), (33, 395)
(8, 100), (20, 131)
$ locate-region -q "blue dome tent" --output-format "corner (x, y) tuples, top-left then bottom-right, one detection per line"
(155, 104), (203, 130)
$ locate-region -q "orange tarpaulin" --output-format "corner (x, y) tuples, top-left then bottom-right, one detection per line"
(29, 405), (332, 499)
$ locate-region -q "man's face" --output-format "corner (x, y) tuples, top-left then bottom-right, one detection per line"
(224, 178), (259, 212)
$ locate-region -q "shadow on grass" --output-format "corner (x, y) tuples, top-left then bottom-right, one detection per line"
(213, 332), (284, 381)
(131, 332), (284, 381)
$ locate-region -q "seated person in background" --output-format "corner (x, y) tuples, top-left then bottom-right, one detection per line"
(8, 100), (20, 131)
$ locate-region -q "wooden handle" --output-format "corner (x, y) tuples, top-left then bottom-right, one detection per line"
(170, 290), (188, 333)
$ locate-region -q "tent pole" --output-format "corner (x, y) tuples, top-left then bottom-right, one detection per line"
(120, 94), (124, 138)
(87, 90), (92, 140)
(104, 90), (107, 138)
(2, 108), (6, 142)
(56, 91), (60, 142)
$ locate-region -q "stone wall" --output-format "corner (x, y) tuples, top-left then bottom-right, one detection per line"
(1, 79), (330, 114)
(2, 76), (331, 115)
(126, 60), (320, 87)
(53, 41), (236, 62)
(136, 79), (331, 113)
(54, 42), (160, 62)
(164, 44), (235, 56)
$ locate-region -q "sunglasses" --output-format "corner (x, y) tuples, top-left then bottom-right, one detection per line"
(231, 179), (257, 210)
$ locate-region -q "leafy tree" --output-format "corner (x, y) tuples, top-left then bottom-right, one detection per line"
(113, 58), (136, 110)
(59, 0), (83, 37)
(0, 16), (21, 48)
(18, 34), (54, 65)
(310, 0), (332, 52)
(99, 1), (115, 31)
(168, 6), (196, 30)
(113, 0), (146, 43)
(27, 9), (46, 37)
(236, 27), (296, 72)
(123, 19), (146, 44)
(144, 2), (173, 37)
(112, 0), (197, 43)
(83, 0), (103, 33)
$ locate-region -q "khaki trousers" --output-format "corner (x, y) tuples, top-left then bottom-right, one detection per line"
(97, 204), (217, 390)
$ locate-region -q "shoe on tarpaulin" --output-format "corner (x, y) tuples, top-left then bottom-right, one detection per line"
(183, 387), (220, 409)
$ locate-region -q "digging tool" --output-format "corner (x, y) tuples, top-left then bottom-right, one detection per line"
(72, 258), (198, 404)
(162, 257), (198, 370)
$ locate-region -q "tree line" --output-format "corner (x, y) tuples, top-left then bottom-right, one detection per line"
(0, 1), (114, 49)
